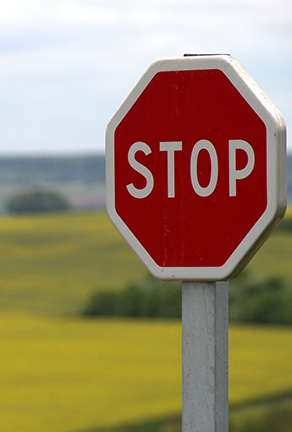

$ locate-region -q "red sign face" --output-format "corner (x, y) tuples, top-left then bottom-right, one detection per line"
(107, 57), (286, 280)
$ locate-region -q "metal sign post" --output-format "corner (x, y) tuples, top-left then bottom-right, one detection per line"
(182, 281), (229, 431)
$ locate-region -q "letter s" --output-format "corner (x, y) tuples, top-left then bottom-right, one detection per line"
(126, 142), (154, 199)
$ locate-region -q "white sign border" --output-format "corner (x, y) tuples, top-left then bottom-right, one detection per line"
(106, 55), (286, 281)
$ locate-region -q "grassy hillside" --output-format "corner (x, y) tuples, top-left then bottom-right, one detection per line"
(248, 229), (292, 282)
(0, 209), (291, 317)
(0, 212), (145, 316)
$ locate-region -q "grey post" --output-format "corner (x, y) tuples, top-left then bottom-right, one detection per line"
(182, 281), (229, 432)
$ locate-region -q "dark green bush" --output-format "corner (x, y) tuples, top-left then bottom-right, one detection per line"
(6, 190), (71, 214)
(82, 270), (292, 324)
(278, 215), (292, 232)
(81, 274), (181, 319)
(229, 270), (292, 325)
(82, 291), (120, 317)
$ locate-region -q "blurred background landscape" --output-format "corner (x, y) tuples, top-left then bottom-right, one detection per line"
(0, 154), (291, 432)
(1, 0), (292, 431)
(0, 154), (105, 214)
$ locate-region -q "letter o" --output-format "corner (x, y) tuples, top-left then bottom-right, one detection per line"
(190, 140), (218, 197)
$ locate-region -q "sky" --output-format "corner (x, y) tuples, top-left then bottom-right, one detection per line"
(0, 0), (291, 156)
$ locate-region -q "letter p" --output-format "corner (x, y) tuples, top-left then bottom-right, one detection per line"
(229, 140), (255, 197)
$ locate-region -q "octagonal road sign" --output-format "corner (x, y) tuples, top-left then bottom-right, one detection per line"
(106, 55), (286, 280)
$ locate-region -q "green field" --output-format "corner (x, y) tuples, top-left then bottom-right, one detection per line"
(0, 210), (291, 317)
(0, 212), (145, 316)
(0, 210), (292, 432)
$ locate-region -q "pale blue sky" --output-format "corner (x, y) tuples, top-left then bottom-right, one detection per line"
(0, 0), (291, 155)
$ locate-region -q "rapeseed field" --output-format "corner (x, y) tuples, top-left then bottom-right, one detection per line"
(0, 211), (291, 432)
(1, 314), (292, 432)
(0, 315), (181, 432)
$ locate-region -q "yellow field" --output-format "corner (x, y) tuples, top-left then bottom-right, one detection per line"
(0, 315), (181, 432)
(0, 210), (292, 431)
(229, 324), (292, 403)
(1, 314), (292, 432)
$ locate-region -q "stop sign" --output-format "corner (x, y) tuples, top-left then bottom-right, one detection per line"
(106, 55), (286, 280)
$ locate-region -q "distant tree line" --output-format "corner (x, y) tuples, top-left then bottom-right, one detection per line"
(81, 269), (292, 325)
(0, 155), (105, 185)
